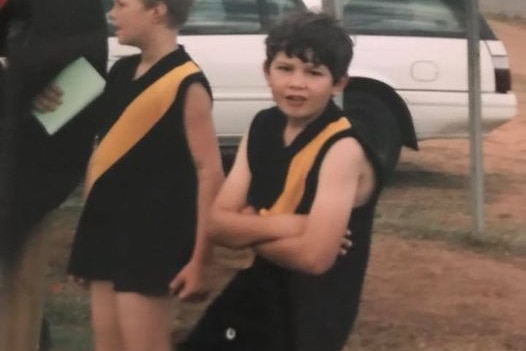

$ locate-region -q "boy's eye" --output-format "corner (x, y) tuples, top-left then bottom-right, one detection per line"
(305, 68), (325, 77)
(276, 65), (292, 72)
(308, 70), (323, 76)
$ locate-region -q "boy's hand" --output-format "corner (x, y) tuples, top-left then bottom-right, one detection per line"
(33, 84), (63, 113)
(340, 229), (352, 256)
(169, 260), (209, 303)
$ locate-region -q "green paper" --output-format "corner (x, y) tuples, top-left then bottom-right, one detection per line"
(33, 57), (105, 135)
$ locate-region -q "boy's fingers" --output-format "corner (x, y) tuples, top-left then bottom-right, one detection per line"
(340, 233), (353, 256)
(180, 290), (209, 303)
(169, 277), (184, 296)
(177, 288), (188, 300)
(340, 242), (352, 255)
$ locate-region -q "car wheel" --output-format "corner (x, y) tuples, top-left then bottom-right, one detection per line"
(343, 90), (403, 182)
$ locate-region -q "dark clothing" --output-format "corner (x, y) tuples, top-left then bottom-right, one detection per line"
(0, 0), (107, 260)
(67, 48), (212, 296)
(180, 101), (384, 351)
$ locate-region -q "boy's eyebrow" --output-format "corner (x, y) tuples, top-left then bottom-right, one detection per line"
(272, 58), (295, 66)
(301, 60), (324, 69)
(277, 56), (322, 68)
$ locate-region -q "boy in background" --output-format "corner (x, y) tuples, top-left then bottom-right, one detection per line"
(66, 0), (223, 350)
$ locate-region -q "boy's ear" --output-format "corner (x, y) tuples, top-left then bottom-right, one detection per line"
(333, 75), (349, 95)
(151, 1), (168, 24)
(263, 62), (271, 85)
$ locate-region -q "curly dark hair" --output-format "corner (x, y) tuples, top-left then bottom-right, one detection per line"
(265, 11), (354, 83)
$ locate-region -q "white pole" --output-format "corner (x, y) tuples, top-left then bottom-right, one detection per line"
(322, 0), (343, 19)
(466, 0), (485, 235)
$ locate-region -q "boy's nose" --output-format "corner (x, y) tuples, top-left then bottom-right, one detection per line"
(107, 6), (115, 21)
(289, 72), (307, 89)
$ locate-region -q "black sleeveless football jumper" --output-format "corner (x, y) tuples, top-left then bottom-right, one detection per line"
(180, 100), (384, 351)
(67, 48), (212, 295)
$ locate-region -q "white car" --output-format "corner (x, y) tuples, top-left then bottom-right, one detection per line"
(104, 0), (517, 170)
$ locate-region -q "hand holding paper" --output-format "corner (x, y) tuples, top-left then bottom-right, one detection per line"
(33, 57), (106, 135)
(33, 84), (64, 113)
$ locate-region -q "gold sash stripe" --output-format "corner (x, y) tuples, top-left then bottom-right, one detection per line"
(84, 61), (200, 196)
(260, 117), (352, 216)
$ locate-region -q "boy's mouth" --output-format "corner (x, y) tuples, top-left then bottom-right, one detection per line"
(286, 95), (307, 102)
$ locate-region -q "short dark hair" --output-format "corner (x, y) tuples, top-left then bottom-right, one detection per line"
(142, 0), (194, 28)
(264, 11), (353, 83)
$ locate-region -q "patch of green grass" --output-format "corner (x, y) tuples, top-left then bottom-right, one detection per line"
(45, 290), (90, 324)
(48, 326), (93, 351)
(376, 167), (526, 258)
(44, 285), (92, 351)
(435, 224), (523, 256)
(375, 206), (526, 258)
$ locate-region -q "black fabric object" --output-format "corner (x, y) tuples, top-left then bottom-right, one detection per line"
(0, 0), (108, 261)
(179, 264), (293, 351)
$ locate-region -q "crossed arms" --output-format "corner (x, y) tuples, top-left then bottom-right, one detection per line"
(207, 133), (375, 275)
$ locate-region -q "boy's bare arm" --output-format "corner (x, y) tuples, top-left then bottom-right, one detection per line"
(253, 138), (373, 275)
(184, 82), (224, 262)
(207, 136), (306, 248)
(169, 82), (224, 299)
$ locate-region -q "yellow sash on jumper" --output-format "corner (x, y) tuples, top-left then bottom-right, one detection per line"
(84, 61), (200, 196)
(260, 117), (352, 216)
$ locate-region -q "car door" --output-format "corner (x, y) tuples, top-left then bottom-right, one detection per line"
(333, 0), (515, 138)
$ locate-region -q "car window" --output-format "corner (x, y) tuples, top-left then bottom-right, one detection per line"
(341, 0), (466, 37)
(101, 0), (305, 36)
(184, 0), (306, 34)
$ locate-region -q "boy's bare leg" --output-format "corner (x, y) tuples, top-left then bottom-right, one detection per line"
(117, 292), (173, 351)
(90, 281), (124, 351)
